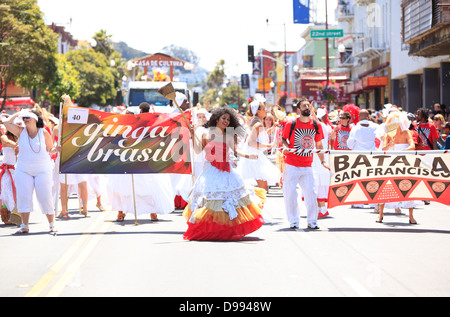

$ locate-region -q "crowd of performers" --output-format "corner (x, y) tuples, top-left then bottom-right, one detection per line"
(0, 94), (444, 239)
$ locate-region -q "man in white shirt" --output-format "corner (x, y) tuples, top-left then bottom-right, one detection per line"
(347, 109), (378, 151)
(346, 109), (379, 209)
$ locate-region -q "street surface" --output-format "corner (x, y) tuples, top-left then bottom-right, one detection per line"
(1, 186), (450, 297)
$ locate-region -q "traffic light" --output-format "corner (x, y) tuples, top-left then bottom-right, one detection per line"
(248, 45), (255, 63)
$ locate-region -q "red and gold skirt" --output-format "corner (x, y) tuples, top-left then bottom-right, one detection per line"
(183, 188), (266, 241)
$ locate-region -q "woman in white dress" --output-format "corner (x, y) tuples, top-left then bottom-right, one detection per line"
(0, 131), (18, 225)
(376, 113), (420, 224)
(107, 108), (175, 222)
(236, 100), (279, 192)
(2, 110), (58, 234)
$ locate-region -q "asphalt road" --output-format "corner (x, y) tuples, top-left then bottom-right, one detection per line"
(1, 186), (450, 297)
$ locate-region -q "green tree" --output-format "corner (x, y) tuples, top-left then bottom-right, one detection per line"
(206, 60), (226, 89)
(92, 29), (114, 58)
(93, 29), (126, 103)
(66, 48), (115, 107)
(220, 83), (246, 106)
(43, 54), (80, 106)
(0, 0), (58, 108)
(200, 88), (219, 105)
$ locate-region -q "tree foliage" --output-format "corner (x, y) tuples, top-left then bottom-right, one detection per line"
(206, 60), (226, 89)
(0, 0), (58, 107)
(43, 54), (80, 106)
(66, 48), (115, 107)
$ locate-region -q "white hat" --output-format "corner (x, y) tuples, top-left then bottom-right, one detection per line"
(48, 116), (59, 125)
(125, 106), (140, 114)
(250, 100), (260, 116)
(253, 93), (266, 103)
(193, 108), (211, 125)
(316, 108), (327, 119)
(175, 92), (187, 107)
(18, 109), (38, 122)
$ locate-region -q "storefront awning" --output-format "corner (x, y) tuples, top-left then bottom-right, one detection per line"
(0, 97), (35, 107)
(362, 76), (389, 89)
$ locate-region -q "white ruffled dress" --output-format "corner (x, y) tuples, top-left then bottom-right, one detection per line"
(236, 125), (280, 185)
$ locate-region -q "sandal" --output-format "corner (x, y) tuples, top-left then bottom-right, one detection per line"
(15, 224), (29, 234)
(96, 204), (106, 212)
(116, 211), (126, 222)
(57, 213), (70, 219)
(150, 213), (158, 221)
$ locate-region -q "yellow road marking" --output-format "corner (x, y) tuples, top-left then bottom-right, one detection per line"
(25, 211), (112, 297)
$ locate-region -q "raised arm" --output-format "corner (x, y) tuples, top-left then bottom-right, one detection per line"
(2, 112), (24, 138)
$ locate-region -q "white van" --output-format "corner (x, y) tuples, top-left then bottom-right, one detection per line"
(126, 81), (190, 112)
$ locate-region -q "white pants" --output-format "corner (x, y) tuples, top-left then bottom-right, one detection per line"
(16, 169), (54, 215)
(282, 164), (318, 226)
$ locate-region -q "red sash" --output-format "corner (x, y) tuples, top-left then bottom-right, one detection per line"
(0, 164), (16, 204)
(204, 142), (230, 172)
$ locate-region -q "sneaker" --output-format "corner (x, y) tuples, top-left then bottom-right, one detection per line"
(307, 223), (320, 230)
(318, 211), (329, 218)
(290, 223), (299, 229)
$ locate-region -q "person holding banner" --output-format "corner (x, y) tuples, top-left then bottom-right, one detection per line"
(109, 108), (175, 223)
(183, 107), (265, 241)
(415, 108), (438, 151)
(281, 99), (329, 230)
(2, 110), (58, 234)
(311, 107), (332, 218)
(331, 111), (352, 150)
(376, 112), (419, 225)
(170, 93), (193, 208)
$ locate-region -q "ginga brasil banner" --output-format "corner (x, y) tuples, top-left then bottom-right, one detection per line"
(328, 151), (450, 208)
(59, 106), (192, 174)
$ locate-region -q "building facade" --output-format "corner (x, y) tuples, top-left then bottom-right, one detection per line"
(337, 0), (392, 110)
(391, 0), (450, 113)
(291, 25), (351, 107)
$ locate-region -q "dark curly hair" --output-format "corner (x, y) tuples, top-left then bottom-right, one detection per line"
(30, 109), (45, 128)
(205, 107), (244, 137)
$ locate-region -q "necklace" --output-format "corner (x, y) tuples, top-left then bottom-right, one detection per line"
(28, 130), (41, 154)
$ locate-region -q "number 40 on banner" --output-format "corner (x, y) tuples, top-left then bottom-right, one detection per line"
(67, 107), (89, 124)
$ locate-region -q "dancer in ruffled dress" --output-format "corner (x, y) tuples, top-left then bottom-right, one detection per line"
(183, 107), (265, 241)
(236, 100), (280, 191)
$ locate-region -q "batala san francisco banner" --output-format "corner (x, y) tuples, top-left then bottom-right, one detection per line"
(59, 106), (192, 174)
(328, 151), (450, 208)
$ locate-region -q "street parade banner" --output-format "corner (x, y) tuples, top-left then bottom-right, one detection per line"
(328, 151), (450, 208)
(59, 106), (192, 174)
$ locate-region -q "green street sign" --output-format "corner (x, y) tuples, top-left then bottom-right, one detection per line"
(310, 29), (344, 38)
